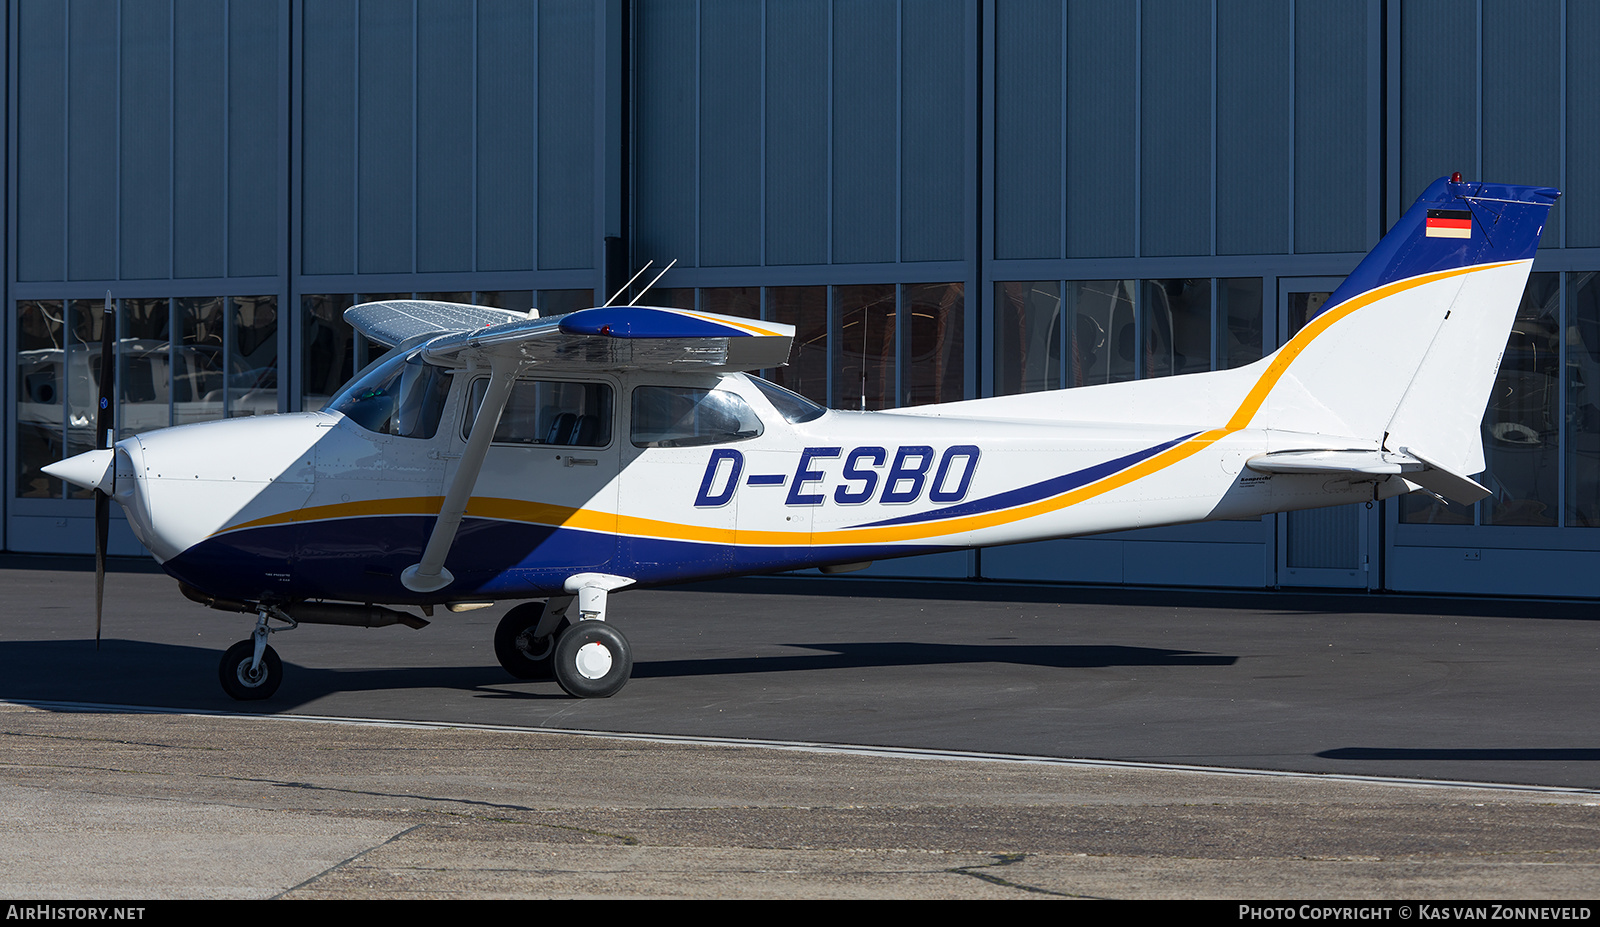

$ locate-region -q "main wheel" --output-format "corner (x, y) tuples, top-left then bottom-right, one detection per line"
(552, 621), (633, 698)
(494, 602), (570, 680)
(218, 639), (282, 701)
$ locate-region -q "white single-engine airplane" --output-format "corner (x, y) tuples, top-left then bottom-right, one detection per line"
(45, 176), (1558, 700)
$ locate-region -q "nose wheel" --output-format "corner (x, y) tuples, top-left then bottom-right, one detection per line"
(218, 639), (282, 700)
(552, 621), (633, 698)
(217, 605), (293, 701)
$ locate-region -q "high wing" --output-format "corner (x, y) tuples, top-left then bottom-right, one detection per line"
(346, 300), (794, 373)
(346, 300), (535, 348)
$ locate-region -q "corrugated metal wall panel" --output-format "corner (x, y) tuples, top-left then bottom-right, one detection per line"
(1294, 0), (1369, 253)
(537, 0), (595, 271)
(1398, 0), (1475, 215)
(1216, 0), (1290, 256)
(1065, 0), (1135, 258)
(831, 0), (896, 265)
(992, 0), (1062, 261)
(415, 0), (473, 274)
(901, 0), (964, 263)
(300, 0), (355, 276)
(357, 0), (412, 274)
(67, 0), (117, 281)
(120, 0), (171, 280)
(1139, 0), (1210, 258)
(632, 0), (696, 267)
(174, 0), (225, 278)
(17, 0), (66, 282)
(476, 0), (538, 271)
(1569, 2), (1600, 248)
(698, 0), (760, 267)
(1482, 0), (1560, 248)
(228, 0), (279, 278)
(763, 0), (827, 267)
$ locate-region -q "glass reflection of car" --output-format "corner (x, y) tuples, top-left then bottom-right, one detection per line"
(1479, 276), (1562, 525)
(17, 340), (278, 441)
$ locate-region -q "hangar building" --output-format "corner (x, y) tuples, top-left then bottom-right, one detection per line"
(9, 0), (1599, 598)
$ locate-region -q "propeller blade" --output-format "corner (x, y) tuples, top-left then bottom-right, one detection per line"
(95, 492), (107, 649)
(94, 292), (115, 650)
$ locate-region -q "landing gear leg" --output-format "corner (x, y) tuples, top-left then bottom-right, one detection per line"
(493, 598), (571, 680)
(218, 606), (294, 701)
(551, 580), (634, 698)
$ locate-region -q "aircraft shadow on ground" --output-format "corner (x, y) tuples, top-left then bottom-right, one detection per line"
(630, 641), (1237, 679)
(1318, 747), (1600, 762)
(0, 638), (1237, 711)
(0, 638), (567, 710)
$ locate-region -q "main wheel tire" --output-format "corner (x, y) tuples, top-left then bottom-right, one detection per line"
(218, 639), (282, 701)
(552, 621), (633, 699)
(493, 602), (569, 680)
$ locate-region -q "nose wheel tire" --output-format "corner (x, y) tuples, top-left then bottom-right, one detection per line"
(494, 602), (570, 680)
(553, 621), (633, 699)
(218, 639), (282, 701)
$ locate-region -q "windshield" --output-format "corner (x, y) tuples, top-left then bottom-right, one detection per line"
(328, 347), (452, 439)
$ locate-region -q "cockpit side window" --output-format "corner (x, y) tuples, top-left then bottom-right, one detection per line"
(630, 385), (764, 448)
(332, 351), (452, 439)
(463, 378), (613, 448)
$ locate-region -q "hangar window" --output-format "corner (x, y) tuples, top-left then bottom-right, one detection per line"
(631, 386), (764, 448)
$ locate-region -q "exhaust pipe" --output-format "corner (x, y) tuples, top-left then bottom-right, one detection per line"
(180, 583), (429, 629)
(285, 601), (430, 630)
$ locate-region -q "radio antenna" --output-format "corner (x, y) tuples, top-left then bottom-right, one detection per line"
(602, 261), (654, 307)
(631, 258), (678, 304)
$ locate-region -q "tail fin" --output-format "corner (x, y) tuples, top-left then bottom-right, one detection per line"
(1243, 176), (1558, 480)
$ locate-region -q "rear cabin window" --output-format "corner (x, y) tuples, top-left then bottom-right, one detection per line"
(464, 378), (613, 448)
(631, 386), (764, 448)
(749, 375), (827, 423)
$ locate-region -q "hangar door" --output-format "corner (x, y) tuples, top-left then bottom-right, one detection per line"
(1275, 278), (1376, 589)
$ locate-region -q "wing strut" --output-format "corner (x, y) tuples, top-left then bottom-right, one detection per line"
(401, 356), (520, 593)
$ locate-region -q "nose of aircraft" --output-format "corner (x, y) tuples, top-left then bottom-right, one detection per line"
(42, 413), (329, 564)
(38, 439), (165, 558)
(41, 448), (115, 494)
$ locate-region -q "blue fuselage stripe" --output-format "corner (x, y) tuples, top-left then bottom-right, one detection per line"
(850, 432), (1196, 529)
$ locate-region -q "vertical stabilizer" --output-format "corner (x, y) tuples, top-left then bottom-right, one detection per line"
(1240, 177), (1557, 474)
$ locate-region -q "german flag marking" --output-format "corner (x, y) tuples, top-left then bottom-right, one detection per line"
(1426, 208), (1472, 239)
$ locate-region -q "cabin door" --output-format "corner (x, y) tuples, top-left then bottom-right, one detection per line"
(455, 375), (620, 578)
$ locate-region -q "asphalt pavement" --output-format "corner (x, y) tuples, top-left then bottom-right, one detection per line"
(2, 555), (1598, 898)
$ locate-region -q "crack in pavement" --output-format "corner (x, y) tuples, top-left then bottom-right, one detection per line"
(949, 853), (1098, 898)
(275, 823), (429, 899)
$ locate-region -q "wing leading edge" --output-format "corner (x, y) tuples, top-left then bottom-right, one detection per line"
(346, 301), (794, 373)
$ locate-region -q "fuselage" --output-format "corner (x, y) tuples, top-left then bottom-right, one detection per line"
(114, 351), (1376, 606)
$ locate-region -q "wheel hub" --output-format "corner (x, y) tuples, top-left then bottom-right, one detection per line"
(517, 630), (555, 661)
(574, 641), (613, 679)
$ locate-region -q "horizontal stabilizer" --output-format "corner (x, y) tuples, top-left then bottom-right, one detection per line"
(1246, 447), (1489, 504)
